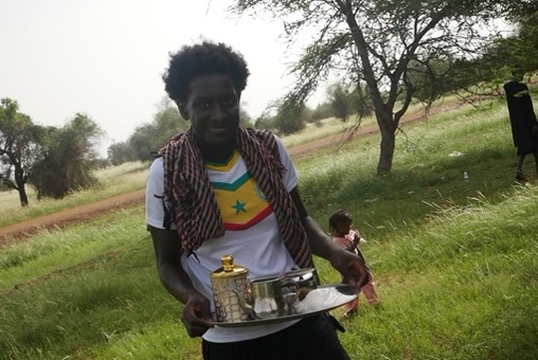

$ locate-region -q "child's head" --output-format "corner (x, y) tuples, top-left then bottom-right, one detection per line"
(329, 209), (353, 236)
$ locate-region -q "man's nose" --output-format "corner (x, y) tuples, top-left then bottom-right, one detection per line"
(210, 103), (226, 120)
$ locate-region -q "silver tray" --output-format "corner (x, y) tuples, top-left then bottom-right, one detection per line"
(213, 285), (358, 328)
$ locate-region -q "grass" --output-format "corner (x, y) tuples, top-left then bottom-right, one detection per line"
(280, 114), (373, 148)
(0, 162), (148, 227)
(298, 97), (518, 238)
(1, 91), (538, 359)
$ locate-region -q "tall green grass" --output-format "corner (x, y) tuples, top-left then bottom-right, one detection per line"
(298, 98), (518, 239)
(1, 93), (537, 359)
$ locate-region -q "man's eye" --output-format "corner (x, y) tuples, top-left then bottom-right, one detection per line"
(222, 99), (237, 108)
(196, 102), (211, 110)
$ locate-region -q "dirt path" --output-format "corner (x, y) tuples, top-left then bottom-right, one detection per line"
(0, 190), (145, 248)
(0, 98), (467, 247)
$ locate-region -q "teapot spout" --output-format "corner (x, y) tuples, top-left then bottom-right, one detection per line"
(232, 289), (255, 319)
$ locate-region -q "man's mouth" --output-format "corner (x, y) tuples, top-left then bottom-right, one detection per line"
(209, 126), (228, 133)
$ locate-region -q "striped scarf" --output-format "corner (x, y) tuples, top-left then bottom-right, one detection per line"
(159, 126), (313, 268)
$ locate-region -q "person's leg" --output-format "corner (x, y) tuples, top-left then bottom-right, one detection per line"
(341, 297), (358, 316)
(285, 313), (351, 360)
(202, 332), (286, 360)
(202, 314), (350, 360)
(516, 154), (527, 181)
(361, 283), (380, 306)
(338, 272), (357, 316)
(533, 152), (538, 175)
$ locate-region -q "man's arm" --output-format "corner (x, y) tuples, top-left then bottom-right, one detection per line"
(149, 227), (196, 302)
(149, 226), (213, 337)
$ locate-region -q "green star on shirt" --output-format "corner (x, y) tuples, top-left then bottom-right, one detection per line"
(231, 200), (247, 214)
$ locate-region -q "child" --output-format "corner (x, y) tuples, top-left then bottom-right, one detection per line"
(329, 209), (379, 316)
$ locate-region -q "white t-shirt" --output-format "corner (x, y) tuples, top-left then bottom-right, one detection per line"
(145, 135), (301, 343)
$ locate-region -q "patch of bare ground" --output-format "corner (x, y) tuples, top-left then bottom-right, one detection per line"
(0, 190), (145, 248)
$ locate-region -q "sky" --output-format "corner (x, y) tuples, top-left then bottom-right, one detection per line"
(1, 0), (317, 157)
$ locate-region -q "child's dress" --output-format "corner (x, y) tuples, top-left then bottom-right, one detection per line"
(331, 230), (379, 315)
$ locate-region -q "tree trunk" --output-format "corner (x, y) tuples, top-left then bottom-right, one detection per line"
(343, 12), (398, 176)
(14, 165), (29, 207)
(17, 185), (29, 207)
(376, 112), (396, 176)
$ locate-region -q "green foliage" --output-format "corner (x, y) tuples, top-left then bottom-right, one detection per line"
(327, 82), (372, 122)
(254, 114), (276, 130)
(494, 7), (538, 73)
(239, 105), (253, 127)
(310, 102), (333, 122)
(0, 98), (46, 206)
(114, 98), (189, 164)
(328, 83), (351, 122)
(29, 113), (103, 199)
(107, 142), (137, 166)
(273, 98), (307, 135)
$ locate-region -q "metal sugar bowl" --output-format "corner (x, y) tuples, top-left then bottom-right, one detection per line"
(210, 255), (253, 323)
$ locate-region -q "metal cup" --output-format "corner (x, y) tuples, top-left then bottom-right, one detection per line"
(249, 276), (287, 319)
(281, 268), (319, 314)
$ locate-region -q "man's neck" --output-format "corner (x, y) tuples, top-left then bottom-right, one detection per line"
(201, 145), (235, 164)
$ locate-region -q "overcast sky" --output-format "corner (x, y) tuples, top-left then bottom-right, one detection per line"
(1, 0), (316, 156)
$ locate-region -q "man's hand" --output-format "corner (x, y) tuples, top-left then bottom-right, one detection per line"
(181, 293), (214, 338)
(347, 231), (361, 252)
(330, 248), (369, 289)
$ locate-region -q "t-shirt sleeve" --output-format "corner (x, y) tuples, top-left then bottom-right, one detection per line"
(273, 135), (298, 192)
(145, 157), (176, 230)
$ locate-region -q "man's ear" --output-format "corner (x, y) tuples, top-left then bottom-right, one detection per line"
(176, 101), (189, 120)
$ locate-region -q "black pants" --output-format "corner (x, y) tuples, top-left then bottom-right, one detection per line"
(202, 313), (350, 360)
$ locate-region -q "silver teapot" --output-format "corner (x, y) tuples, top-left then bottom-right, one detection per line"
(210, 255), (319, 322)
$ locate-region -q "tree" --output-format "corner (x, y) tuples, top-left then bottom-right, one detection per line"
(273, 100), (307, 135)
(239, 105), (254, 127)
(230, 0), (510, 175)
(328, 83), (352, 122)
(326, 82), (372, 122)
(107, 141), (137, 166)
(115, 98), (188, 163)
(254, 114), (277, 130)
(30, 113), (103, 199)
(0, 98), (45, 206)
(311, 102), (333, 122)
(495, 3), (538, 72)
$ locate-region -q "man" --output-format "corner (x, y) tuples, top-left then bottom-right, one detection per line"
(145, 41), (368, 360)
(503, 65), (538, 182)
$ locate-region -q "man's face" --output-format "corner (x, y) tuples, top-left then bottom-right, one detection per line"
(180, 73), (240, 158)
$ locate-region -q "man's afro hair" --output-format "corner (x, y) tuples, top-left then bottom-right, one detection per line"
(163, 41), (250, 103)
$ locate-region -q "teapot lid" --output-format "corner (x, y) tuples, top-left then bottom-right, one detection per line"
(210, 254), (248, 279)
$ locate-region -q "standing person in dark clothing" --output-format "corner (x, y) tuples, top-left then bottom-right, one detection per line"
(503, 66), (538, 182)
